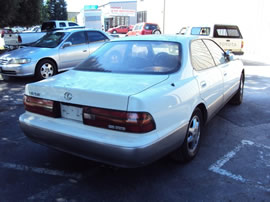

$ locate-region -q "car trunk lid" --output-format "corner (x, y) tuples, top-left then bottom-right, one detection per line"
(25, 70), (169, 111)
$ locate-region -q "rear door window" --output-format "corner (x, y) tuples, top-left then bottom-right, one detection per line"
(87, 31), (108, 43)
(190, 39), (215, 70)
(214, 25), (242, 38)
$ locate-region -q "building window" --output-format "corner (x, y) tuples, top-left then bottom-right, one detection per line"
(137, 11), (147, 23)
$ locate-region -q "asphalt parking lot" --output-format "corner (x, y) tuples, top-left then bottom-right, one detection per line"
(0, 61), (270, 201)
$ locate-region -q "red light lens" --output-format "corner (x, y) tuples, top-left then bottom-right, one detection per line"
(241, 40), (244, 49)
(18, 35), (22, 43)
(24, 95), (60, 118)
(83, 107), (156, 133)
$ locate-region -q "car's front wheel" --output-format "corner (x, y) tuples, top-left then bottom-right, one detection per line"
(35, 59), (57, 80)
(112, 30), (117, 34)
(170, 108), (203, 162)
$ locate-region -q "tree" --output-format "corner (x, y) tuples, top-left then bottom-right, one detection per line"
(12, 0), (42, 27)
(0, 0), (43, 27)
(46, 0), (67, 20)
(0, 0), (21, 27)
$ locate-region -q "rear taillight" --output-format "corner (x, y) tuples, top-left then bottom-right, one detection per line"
(1, 30), (4, 38)
(83, 107), (156, 133)
(24, 95), (60, 118)
(18, 35), (22, 43)
(241, 40), (244, 49)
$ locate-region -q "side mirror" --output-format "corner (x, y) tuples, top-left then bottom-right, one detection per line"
(225, 50), (234, 61)
(62, 42), (72, 49)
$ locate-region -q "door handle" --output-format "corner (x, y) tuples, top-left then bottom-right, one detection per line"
(226, 40), (230, 42)
(224, 72), (227, 76)
(83, 50), (87, 52)
(200, 81), (207, 88)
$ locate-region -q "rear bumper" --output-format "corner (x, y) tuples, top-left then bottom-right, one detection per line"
(19, 112), (187, 168)
(232, 51), (244, 55)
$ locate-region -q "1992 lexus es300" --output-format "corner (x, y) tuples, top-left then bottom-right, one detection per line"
(19, 35), (245, 167)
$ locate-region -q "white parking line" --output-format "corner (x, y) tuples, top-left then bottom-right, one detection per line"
(0, 162), (82, 179)
(27, 182), (72, 201)
(27, 166), (100, 201)
(209, 140), (270, 192)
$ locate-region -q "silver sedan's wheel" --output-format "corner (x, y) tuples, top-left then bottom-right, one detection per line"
(40, 63), (54, 79)
(35, 59), (56, 80)
(170, 108), (203, 162)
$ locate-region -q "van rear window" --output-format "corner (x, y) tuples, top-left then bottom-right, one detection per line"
(41, 22), (56, 32)
(214, 25), (242, 39)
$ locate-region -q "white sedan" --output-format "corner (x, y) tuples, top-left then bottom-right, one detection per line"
(19, 35), (245, 167)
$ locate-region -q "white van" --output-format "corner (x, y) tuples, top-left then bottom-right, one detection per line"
(179, 24), (244, 55)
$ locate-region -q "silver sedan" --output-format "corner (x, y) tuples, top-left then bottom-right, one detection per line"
(0, 29), (111, 80)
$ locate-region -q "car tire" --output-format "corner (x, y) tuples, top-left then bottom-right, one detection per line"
(35, 59), (57, 80)
(112, 30), (117, 34)
(230, 73), (244, 105)
(170, 108), (203, 162)
(152, 29), (161, 35)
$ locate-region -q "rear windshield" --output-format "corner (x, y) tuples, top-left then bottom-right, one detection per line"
(144, 24), (158, 30)
(75, 41), (181, 74)
(41, 22), (56, 32)
(213, 25), (243, 38)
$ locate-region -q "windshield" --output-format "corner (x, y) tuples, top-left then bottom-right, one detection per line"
(75, 41), (181, 74)
(31, 32), (67, 48)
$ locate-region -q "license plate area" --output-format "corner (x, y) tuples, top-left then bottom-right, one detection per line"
(60, 103), (83, 122)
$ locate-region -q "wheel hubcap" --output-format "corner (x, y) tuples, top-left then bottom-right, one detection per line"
(187, 116), (200, 153)
(40, 63), (54, 79)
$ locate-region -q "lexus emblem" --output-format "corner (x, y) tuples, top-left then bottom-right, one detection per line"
(64, 92), (72, 101)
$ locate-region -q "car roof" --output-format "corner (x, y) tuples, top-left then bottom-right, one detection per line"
(54, 28), (113, 40)
(112, 35), (198, 43)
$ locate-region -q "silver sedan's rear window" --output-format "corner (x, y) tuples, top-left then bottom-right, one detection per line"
(75, 41), (182, 74)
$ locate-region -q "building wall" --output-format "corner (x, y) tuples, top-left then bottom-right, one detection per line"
(100, 1), (137, 26)
(137, 0), (270, 59)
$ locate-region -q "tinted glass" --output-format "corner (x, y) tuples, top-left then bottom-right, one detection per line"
(203, 39), (226, 66)
(214, 25), (242, 38)
(145, 24), (158, 30)
(41, 22), (56, 31)
(68, 22), (78, 26)
(75, 41), (181, 74)
(191, 27), (210, 36)
(59, 22), (66, 27)
(87, 31), (108, 42)
(66, 32), (86, 45)
(32, 32), (67, 48)
(191, 40), (215, 70)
